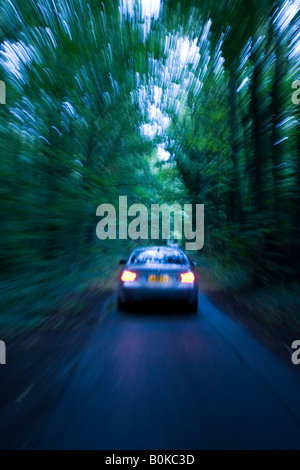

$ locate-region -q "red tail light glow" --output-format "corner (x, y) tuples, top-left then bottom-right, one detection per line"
(121, 271), (137, 282)
(180, 272), (195, 284)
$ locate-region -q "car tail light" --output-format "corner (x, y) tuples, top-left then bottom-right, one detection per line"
(180, 272), (195, 284)
(121, 271), (137, 282)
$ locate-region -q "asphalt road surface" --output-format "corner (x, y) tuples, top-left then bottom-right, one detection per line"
(2, 293), (300, 450)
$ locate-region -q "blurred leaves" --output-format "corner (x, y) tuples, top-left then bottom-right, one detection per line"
(1, 0), (300, 329)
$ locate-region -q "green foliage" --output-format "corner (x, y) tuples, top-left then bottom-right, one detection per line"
(0, 0), (300, 331)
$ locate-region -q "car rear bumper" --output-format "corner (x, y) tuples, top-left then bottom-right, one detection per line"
(119, 283), (197, 304)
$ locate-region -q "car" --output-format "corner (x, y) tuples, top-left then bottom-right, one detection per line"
(118, 246), (198, 312)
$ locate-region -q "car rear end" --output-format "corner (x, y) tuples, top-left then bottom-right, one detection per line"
(118, 247), (198, 312)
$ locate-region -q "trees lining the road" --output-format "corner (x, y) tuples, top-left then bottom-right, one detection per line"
(0, 0), (299, 325)
(163, 0), (300, 284)
(0, 0), (157, 323)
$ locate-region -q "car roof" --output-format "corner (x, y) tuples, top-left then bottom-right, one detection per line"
(129, 246), (188, 257)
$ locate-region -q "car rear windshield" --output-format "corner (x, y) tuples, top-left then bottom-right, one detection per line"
(130, 250), (188, 266)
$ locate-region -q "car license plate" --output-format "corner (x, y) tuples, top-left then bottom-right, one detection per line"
(148, 275), (170, 283)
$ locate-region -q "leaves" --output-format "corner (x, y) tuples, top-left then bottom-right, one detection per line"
(1, 0), (300, 328)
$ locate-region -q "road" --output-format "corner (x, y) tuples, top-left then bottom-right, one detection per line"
(1, 293), (300, 450)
